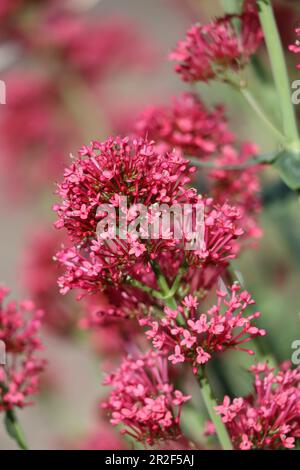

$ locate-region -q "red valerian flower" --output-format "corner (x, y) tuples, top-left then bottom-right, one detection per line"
(134, 94), (262, 247)
(170, 10), (263, 83)
(289, 28), (300, 70)
(215, 363), (300, 450)
(54, 136), (243, 296)
(102, 350), (191, 446)
(135, 93), (234, 158)
(0, 286), (46, 411)
(141, 284), (265, 373)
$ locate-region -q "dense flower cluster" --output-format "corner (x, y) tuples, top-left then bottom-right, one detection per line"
(134, 94), (262, 246)
(170, 7), (263, 83)
(0, 286), (45, 411)
(135, 93), (234, 158)
(54, 136), (243, 296)
(102, 351), (190, 445)
(215, 363), (300, 450)
(289, 28), (300, 70)
(141, 284), (265, 373)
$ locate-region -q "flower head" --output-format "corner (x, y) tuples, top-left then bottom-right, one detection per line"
(135, 93), (234, 158)
(141, 283), (265, 373)
(0, 286), (46, 411)
(102, 350), (191, 446)
(215, 363), (300, 450)
(170, 11), (263, 83)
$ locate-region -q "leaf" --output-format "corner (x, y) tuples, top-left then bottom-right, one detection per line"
(274, 150), (300, 190)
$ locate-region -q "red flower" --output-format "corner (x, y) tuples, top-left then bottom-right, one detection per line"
(170, 12), (263, 83)
(289, 28), (300, 70)
(215, 363), (300, 450)
(102, 351), (190, 446)
(0, 286), (46, 411)
(141, 283), (265, 373)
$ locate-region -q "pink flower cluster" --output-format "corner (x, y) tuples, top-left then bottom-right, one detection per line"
(141, 284), (265, 373)
(170, 7), (263, 83)
(215, 363), (300, 450)
(0, 286), (45, 411)
(134, 94), (262, 247)
(289, 28), (300, 70)
(102, 351), (190, 446)
(135, 93), (234, 158)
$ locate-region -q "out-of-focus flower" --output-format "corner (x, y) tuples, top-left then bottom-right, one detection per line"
(0, 286), (45, 411)
(289, 28), (300, 70)
(0, 72), (74, 199)
(135, 93), (234, 158)
(210, 142), (262, 244)
(70, 423), (127, 450)
(29, 12), (154, 82)
(215, 363), (300, 450)
(102, 350), (191, 446)
(22, 227), (79, 336)
(134, 94), (262, 247)
(170, 10), (263, 83)
(141, 284), (265, 373)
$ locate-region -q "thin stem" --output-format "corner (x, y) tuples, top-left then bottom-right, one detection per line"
(4, 409), (28, 450)
(240, 87), (286, 144)
(257, 0), (299, 144)
(197, 368), (233, 450)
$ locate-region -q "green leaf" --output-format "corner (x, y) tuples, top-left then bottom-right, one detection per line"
(274, 151), (300, 190)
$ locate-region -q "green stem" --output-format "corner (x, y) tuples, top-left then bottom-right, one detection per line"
(197, 368), (233, 450)
(4, 409), (28, 450)
(257, 0), (299, 144)
(240, 87), (286, 144)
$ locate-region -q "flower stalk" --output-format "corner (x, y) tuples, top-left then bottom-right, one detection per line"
(257, 0), (299, 146)
(197, 368), (233, 450)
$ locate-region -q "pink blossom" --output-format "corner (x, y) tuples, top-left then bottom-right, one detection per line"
(142, 284), (265, 373)
(102, 351), (191, 446)
(215, 363), (300, 450)
(135, 93), (234, 158)
(0, 286), (46, 411)
(170, 9), (263, 83)
(289, 28), (300, 70)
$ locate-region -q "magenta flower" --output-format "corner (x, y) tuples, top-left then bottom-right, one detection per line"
(0, 286), (46, 411)
(141, 284), (266, 373)
(215, 363), (300, 450)
(289, 28), (300, 70)
(102, 350), (191, 446)
(170, 10), (263, 83)
(135, 93), (234, 158)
